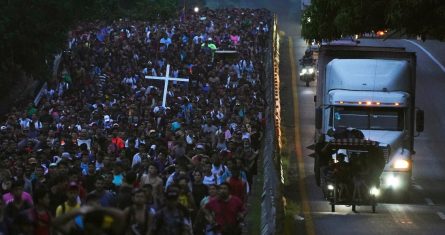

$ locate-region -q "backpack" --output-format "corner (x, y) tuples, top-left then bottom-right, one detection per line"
(128, 205), (152, 235)
(152, 205), (191, 235)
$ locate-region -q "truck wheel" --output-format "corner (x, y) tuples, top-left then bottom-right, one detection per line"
(372, 204), (376, 213)
(352, 204), (356, 212)
(331, 204), (335, 212)
(305, 81), (310, 87)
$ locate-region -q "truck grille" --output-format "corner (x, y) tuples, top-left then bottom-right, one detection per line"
(380, 145), (390, 163)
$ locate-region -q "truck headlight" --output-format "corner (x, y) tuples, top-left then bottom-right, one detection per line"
(385, 175), (400, 188)
(369, 187), (380, 196)
(327, 184), (334, 190)
(394, 159), (409, 169)
(301, 68), (308, 74)
(308, 68), (315, 74)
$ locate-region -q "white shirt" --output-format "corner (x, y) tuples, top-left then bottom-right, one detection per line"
(95, 161), (104, 171)
(211, 164), (227, 177)
(33, 121), (43, 130)
(19, 118), (31, 129)
(132, 153), (143, 168)
(77, 138), (91, 150)
(160, 37), (172, 47)
(203, 174), (218, 185)
(165, 172), (176, 190)
(122, 76), (136, 86)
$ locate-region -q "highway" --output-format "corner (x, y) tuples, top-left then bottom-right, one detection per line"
(299, 37), (445, 234)
(286, 2), (445, 235)
(208, 0), (445, 234)
(297, 39), (445, 234)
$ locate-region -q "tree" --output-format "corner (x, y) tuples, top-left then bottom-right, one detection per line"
(386, 0), (445, 40)
(301, 0), (445, 42)
(0, 0), (179, 101)
(301, 0), (340, 42)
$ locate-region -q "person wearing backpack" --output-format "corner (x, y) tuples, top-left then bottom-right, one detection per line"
(55, 181), (81, 217)
(149, 185), (192, 235)
(125, 188), (155, 235)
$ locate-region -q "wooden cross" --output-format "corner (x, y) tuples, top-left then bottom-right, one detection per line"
(145, 64), (189, 107)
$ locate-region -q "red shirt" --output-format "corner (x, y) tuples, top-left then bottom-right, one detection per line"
(205, 196), (244, 228)
(32, 209), (51, 235)
(227, 177), (246, 202)
(112, 137), (125, 149)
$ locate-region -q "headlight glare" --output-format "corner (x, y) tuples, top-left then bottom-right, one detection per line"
(394, 159), (409, 169)
(385, 175), (400, 188)
(370, 187), (380, 196)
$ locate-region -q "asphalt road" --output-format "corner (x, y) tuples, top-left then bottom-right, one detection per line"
(207, 0), (445, 234)
(298, 38), (445, 235)
(290, 4), (445, 235)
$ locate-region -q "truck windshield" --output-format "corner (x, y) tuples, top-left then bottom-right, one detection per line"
(331, 106), (405, 131)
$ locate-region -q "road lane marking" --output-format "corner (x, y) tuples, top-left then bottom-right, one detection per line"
(289, 36), (316, 235)
(437, 212), (445, 220)
(413, 184), (423, 190)
(425, 198), (434, 205)
(403, 39), (445, 73)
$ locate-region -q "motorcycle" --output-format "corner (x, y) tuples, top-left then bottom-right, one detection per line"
(299, 56), (316, 87)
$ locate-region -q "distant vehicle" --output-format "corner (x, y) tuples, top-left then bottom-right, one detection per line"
(309, 40), (320, 52)
(321, 37), (360, 46)
(299, 49), (316, 87)
(214, 50), (238, 63)
(376, 30), (388, 37)
(313, 46), (424, 201)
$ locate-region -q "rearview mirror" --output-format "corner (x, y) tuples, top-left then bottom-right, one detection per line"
(416, 109), (424, 132)
(315, 107), (322, 129)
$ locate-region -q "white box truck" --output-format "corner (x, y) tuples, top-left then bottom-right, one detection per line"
(313, 46), (424, 196)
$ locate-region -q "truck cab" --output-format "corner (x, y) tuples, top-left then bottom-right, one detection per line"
(313, 46), (424, 195)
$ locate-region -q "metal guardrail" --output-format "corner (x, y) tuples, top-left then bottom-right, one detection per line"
(260, 14), (282, 235)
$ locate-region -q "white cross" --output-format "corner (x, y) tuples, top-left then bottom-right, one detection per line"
(145, 64), (189, 107)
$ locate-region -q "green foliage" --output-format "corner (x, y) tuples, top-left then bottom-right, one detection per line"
(0, 0), (180, 100)
(0, 0), (72, 97)
(302, 0), (445, 41)
(386, 0), (445, 40)
(129, 0), (179, 21)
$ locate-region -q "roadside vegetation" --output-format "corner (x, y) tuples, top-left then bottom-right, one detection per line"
(0, 0), (179, 102)
(302, 0), (445, 42)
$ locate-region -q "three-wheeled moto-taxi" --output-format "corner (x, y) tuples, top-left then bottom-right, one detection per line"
(318, 138), (386, 213)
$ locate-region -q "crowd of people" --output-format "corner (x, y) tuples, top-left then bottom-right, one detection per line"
(0, 7), (271, 235)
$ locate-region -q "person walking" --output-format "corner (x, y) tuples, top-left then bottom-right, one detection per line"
(203, 183), (245, 235)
